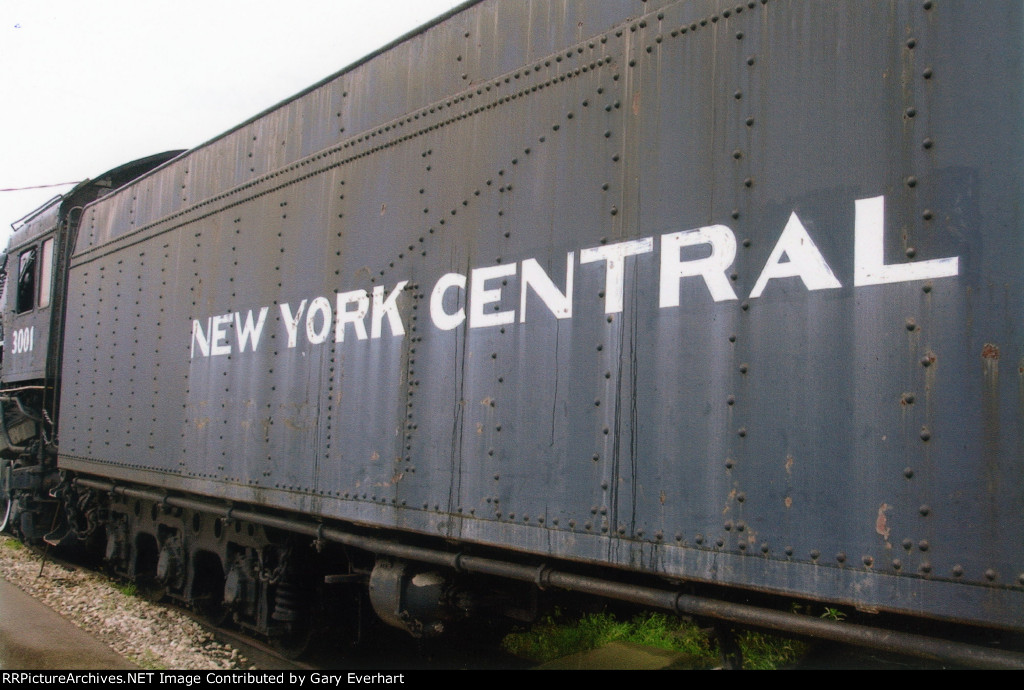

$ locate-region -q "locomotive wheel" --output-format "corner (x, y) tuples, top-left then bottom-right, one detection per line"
(205, 605), (231, 628)
(0, 491), (11, 534)
(194, 596), (231, 627)
(136, 576), (168, 603)
(0, 459), (12, 534)
(270, 620), (316, 660)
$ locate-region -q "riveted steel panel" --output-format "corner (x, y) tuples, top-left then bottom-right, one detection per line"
(58, 0), (1024, 631)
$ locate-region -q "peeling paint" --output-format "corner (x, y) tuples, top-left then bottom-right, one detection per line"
(876, 503), (891, 544)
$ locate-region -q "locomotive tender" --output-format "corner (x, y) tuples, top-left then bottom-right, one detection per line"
(2, 0), (1022, 665)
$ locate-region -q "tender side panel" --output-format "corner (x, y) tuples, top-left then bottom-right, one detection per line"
(60, 0), (1024, 630)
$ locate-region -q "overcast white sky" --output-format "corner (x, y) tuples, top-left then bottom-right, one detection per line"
(0, 0), (465, 246)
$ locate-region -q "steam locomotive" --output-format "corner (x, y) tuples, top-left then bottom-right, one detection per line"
(2, 0), (1021, 667)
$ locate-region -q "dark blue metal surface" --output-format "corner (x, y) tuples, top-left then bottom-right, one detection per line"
(56, 0), (1023, 631)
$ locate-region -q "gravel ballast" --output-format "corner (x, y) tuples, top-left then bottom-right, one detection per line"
(0, 535), (251, 670)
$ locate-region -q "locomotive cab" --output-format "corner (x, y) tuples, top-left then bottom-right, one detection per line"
(0, 151), (183, 540)
(2, 202), (60, 383)
(0, 198), (64, 538)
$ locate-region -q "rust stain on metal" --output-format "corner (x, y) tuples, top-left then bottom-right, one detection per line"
(784, 454), (794, 474)
(659, 490), (666, 505)
(283, 418), (308, 431)
(632, 91), (641, 115)
(722, 489), (737, 515)
(784, 496), (793, 509)
(876, 503), (891, 543)
(370, 451), (379, 461)
(982, 343), (1000, 360)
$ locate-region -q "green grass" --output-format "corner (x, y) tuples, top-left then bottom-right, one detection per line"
(500, 609), (710, 665)
(501, 608), (809, 669)
(115, 581), (138, 597)
(736, 629), (809, 670)
(0, 536), (25, 550)
(821, 606), (847, 622)
(502, 609), (715, 667)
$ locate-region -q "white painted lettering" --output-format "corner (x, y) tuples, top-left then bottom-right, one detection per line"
(431, 273), (467, 330)
(520, 253), (574, 321)
(750, 213), (841, 298)
(10, 326), (36, 355)
(854, 195), (959, 286)
(186, 195), (963, 357)
(234, 308), (267, 353)
(581, 238), (654, 314)
(371, 281), (408, 339)
(470, 264), (517, 328)
(659, 226), (738, 306)
(335, 290), (369, 342)
(210, 314), (232, 356)
(280, 300), (307, 349)
(306, 296), (332, 345)
(191, 319), (211, 358)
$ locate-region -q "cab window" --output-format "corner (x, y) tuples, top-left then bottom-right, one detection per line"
(13, 237), (54, 314)
(16, 247), (36, 314)
(38, 238), (54, 309)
